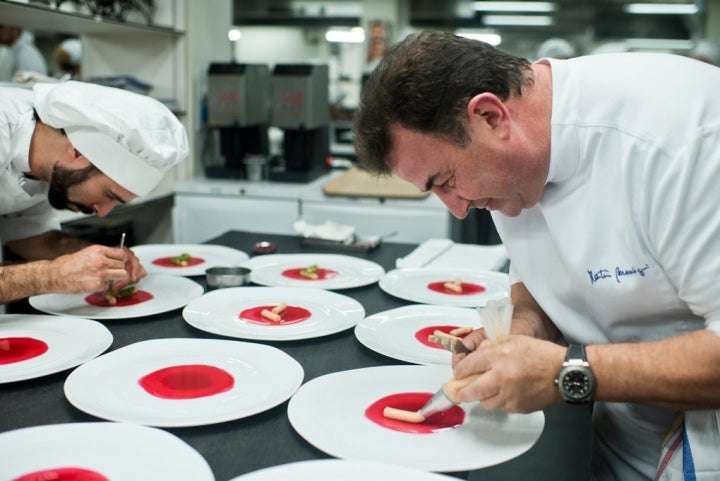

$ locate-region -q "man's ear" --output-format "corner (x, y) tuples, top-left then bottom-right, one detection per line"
(466, 92), (509, 133)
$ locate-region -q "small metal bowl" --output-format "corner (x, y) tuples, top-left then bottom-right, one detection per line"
(205, 266), (251, 289)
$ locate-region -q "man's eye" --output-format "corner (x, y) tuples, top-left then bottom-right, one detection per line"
(439, 177), (455, 189)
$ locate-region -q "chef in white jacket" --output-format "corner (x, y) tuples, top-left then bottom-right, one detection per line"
(354, 31), (720, 481)
(0, 81), (188, 304)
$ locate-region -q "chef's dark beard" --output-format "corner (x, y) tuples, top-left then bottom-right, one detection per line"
(48, 164), (101, 214)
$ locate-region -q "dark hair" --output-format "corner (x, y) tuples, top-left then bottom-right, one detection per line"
(353, 31), (533, 175)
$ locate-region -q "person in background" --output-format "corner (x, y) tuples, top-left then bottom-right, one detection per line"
(0, 80), (189, 304)
(536, 37), (577, 59)
(54, 38), (82, 80)
(0, 25), (48, 81)
(690, 39), (720, 66)
(353, 31), (720, 481)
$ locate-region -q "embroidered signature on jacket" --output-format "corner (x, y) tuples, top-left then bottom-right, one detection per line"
(587, 264), (650, 285)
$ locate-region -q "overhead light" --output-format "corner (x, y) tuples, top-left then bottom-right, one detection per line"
(325, 27), (365, 43)
(456, 30), (503, 46)
(625, 38), (694, 50)
(483, 14), (554, 26)
(473, 2), (556, 13)
(228, 28), (241, 42)
(623, 3), (698, 15)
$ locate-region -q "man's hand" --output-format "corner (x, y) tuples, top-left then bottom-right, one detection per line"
(108, 247), (147, 292)
(52, 244), (140, 294)
(452, 334), (566, 413)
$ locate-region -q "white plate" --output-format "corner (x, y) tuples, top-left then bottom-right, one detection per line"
(229, 459), (457, 481)
(29, 275), (204, 320)
(0, 314), (113, 383)
(288, 365), (544, 472)
(379, 268), (510, 307)
(243, 254), (385, 290)
(132, 243), (249, 277)
(354, 305), (482, 365)
(0, 422), (214, 481)
(64, 338), (304, 427)
(183, 287), (365, 341)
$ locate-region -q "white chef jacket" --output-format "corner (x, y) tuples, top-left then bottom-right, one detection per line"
(493, 53), (720, 481)
(0, 86), (60, 242)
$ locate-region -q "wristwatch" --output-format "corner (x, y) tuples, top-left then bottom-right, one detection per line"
(555, 344), (596, 404)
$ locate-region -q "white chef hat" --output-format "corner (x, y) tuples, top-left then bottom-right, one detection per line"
(33, 81), (189, 196)
(58, 38), (82, 65)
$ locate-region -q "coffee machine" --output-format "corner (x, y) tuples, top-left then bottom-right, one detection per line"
(204, 63), (270, 179)
(269, 63), (330, 182)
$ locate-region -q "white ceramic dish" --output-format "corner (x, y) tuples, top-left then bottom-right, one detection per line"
(64, 338), (304, 427)
(0, 422), (214, 481)
(0, 314), (112, 383)
(354, 305), (482, 365)
(229, 459), (457, 481)
(183, 287), (365, 341)
(379, 268), (510, 307)
(243, 254), (385, 290)
(132, 243), (249, 277)
(288, 365), (544, 472)
(29, 275), (204, 320)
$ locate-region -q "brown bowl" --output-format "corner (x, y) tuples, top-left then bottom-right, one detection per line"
(205, 266), (251, 289)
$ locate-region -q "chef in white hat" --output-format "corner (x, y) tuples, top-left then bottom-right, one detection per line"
(0, 80), (189, 304)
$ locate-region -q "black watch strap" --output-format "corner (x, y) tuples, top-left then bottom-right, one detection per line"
(566, 343), (587, 362)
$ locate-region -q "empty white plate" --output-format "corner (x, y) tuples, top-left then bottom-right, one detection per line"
(229, 459), (457, 481)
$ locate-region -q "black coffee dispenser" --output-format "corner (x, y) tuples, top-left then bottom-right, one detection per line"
(204, 63), (270, 179)
(269, 63), (330, 182)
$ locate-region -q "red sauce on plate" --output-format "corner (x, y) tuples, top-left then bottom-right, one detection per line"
(414, 325), (464, 349)
(0, 337), (49, 365)
(427, 281), (486, 296)
(281, 267), (338, 281)
(365, 392), (466, 433)
(151, 256), (205, 268)
(239, 305), (311, 325)
(138, 364), (234, 399)
(14, 467), (109, 481)
(84, 290), (154, 307)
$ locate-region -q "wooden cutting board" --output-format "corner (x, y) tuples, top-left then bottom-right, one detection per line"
(322, 167), (430, 199)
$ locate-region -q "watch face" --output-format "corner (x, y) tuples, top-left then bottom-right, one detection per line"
(561, 369), (592, 400)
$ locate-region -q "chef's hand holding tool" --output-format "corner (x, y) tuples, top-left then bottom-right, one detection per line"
(384, 297), (514, 423)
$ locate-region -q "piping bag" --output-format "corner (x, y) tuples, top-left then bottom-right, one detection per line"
(417, 296), (514, 420)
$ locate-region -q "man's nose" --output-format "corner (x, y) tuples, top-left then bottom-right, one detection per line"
(434, 190), (469, 219)
(93, 200), (117, 218)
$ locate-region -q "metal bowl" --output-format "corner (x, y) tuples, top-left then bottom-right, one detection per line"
(205, 266), (251, 289)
